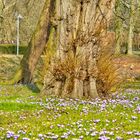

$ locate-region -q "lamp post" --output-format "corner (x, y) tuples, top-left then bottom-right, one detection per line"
(16, 14), (23, 55)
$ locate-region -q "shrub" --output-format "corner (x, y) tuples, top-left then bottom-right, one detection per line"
(96, 33), (125, 98)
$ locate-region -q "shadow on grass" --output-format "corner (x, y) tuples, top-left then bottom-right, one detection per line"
(26, 83), (41, 93)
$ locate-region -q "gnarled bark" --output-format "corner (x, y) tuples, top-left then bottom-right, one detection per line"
(10, 0), (115, 99)
(44, 0), (115, 98)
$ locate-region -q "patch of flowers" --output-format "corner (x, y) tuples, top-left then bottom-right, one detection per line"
(0, 89), (140, 139)
(5, 131), (29, 140)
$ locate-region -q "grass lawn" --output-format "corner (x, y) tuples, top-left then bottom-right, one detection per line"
(0, 84), (140, 140)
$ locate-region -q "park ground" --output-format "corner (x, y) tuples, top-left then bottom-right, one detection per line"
(0, 84), (140, 140)
(0, 55), (140, 140)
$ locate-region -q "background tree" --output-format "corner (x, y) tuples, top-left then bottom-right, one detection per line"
(0, 0), (45, 44)
(115, 0), (124, 54)
(113, 0), (140, 55)
(128, 0), (136, 55)
(0, 0), (5, 41)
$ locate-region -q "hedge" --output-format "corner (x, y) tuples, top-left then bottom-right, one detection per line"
(0, 44), (27, 54)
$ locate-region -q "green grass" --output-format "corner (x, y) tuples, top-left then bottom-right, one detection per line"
(122, 81), (140, 89)
(0, 102), (39, 111)
(0, 85), (41, 112)
(0, 85), (140, 140)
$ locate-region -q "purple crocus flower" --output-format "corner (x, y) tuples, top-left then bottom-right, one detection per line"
(134, 132), (140, 136)
(90, 132), (96, 137)
(131, 116), (137, 120)
(22, 138), (30, 140)
(38, 134), (44, 138)
(6, 131), (14, 138)
(94, 119), (100, 123)
(136, 106), (140, 113)
(99, 136), (110, 140)
(14, 135), (20, 140)
(116, 136), (123, 140)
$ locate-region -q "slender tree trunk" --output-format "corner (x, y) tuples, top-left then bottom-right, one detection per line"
(128, 0), (135, 55)
(115, 0), (123, 54)
(0, 0), (5, 42)
(12, 0), (56, 84)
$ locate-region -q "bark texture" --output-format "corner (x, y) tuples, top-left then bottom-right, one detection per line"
(44, 0), (115, 98)
(20, 0), (56, 83)
(115, 0), (123, 54)
(128, 0), (136, 55)
(11, 0), (114, 99)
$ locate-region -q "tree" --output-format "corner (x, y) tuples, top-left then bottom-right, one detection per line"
(115, 0), (124, 54)
(0, 0), (45, 44)
(12, 0), (115, 98)
(127, 0), (136, 55)
(11, 0), (55, 84)
(0, 0), (5, 42)
(43, 0), (115, 98)
(20, 0), (56, 84)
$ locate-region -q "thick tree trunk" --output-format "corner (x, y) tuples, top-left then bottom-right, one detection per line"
(12, 0), (56, 84)
(44, 0), (115, 98)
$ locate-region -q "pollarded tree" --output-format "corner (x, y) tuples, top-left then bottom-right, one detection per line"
(13, 0), (115, 98)
(43, 0), (115, 98)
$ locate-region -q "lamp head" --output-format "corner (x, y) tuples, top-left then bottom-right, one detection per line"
(17, 14), (23, 19)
